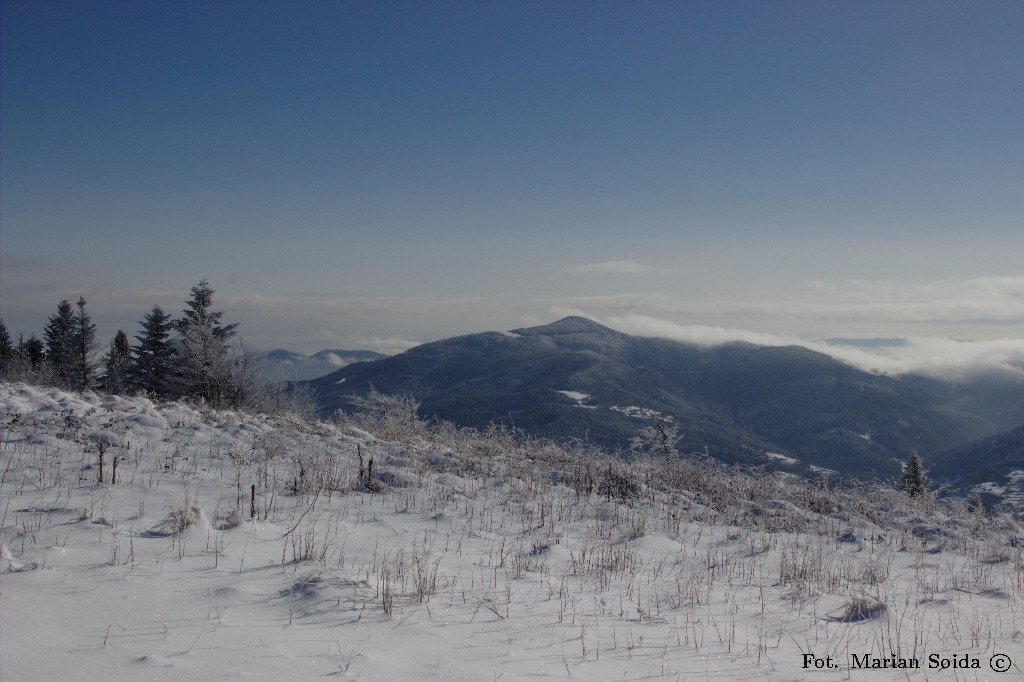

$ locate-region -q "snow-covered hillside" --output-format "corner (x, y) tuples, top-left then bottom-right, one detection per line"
(1, 382), (1021, 680)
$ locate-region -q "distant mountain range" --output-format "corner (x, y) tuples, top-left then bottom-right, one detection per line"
(262, 348), (386, 381)
(304, 316), (1023, 497)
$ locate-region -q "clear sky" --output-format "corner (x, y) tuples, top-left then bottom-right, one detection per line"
(2, 1), (1022, 364)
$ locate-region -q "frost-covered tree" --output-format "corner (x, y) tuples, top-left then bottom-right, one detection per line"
(899, 450), (930, 498)
(171, 320), (233, 406)
(169, 280), (249, 408)
(104, 330), (132, 395)
(177, 279), (238, 342)
(43, 299), (77, 386)
(631, 419), (681, 457)
(173, 327), (269, 409)
(130, 305), (175, 397)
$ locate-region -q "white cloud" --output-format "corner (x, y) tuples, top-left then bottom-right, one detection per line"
(323, 353), (346, 367)
(818, 336), (1024, 380)
(604, 314), (797, 347)
(557, 260), (654, 275)
(600, 313), (1024, 381)
(529, 275), (1024, 342)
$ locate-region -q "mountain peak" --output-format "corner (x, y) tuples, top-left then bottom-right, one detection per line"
(267, 349), (307, 361)
(513, 316), (619, 337)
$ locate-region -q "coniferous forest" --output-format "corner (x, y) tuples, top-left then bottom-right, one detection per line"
(0, 279), (312, 416)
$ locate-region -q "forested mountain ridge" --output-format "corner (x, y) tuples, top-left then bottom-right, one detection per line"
(307, 317), (1023, 486)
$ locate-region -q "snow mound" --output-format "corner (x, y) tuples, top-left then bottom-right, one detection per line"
(1, 543), (39, 572)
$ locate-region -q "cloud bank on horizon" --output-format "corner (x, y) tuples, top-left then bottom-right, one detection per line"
(4, 274), (1022, 379)
(600, 313), (1024, 382)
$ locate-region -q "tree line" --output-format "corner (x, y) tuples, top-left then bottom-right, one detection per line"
(0, 279), (305, 413)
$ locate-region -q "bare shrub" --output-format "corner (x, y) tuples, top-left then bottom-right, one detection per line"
(857, 555), (891, 584)
(344, 386), (424, 442)
(143, 503), (199, 537)
(832, 594), (887, 622)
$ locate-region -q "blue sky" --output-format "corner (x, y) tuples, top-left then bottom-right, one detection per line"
(2, 1), (1022, 362)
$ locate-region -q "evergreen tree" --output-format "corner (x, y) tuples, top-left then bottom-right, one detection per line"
(0, 319), (13, 373)
(24, 334), (46, 371)
(177, 279), (238, 341)
(130, 306), (175, 397)
(2, 330), (35, 381)
(171, 280), (242, 407)
(900, 450), (930, 498)
(105, 330), (132, 395)
(43, 300), (77, 386)
(72, 297), (98, 390)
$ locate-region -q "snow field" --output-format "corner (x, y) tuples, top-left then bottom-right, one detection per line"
(1, 382), (1022, 681)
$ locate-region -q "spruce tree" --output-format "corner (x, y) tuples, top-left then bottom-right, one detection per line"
(24, 334), (46, 370)
(130, 306), (175, 397)
(43, 300), (77, 386)
(72, 297), (98, 390)
(0, 319), (13, 374)
(172, 280), (241, 407)
(177, 279), (238, 341)
(900, 450), (930, 498)
(105, 330), (132, 395)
